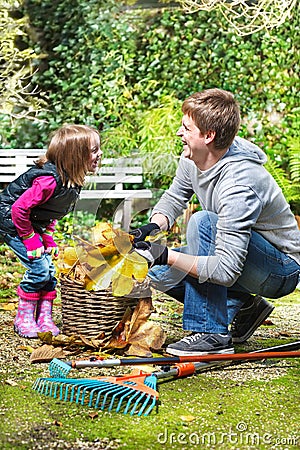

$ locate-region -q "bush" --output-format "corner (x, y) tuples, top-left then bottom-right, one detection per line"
(1, 1), (299, 208)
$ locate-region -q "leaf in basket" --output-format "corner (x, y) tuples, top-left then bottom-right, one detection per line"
(111, 271), (134, 297)
(126, 251), (148, 281)
(113, 230), (133, 256)
(85, 247), (108, 267)
(83, 254), (124, 290)
(63, 247), (78, 266)
(109, 252), (148, 296)
(91, 222), (116, 245)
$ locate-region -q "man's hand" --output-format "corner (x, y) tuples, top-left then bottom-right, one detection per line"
(130, 223), (160, 243)
(22, 233), (45, 259)
(41, 231), (59, 258)
(133, 241), (168, 267)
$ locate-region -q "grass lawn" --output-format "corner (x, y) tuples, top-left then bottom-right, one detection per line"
(0, 245), (299, 449)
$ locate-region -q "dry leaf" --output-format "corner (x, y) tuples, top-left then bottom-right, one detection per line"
(0, 303), (16, 311)
(111, 271), (134, 297)
(30, 344), (65, 363)
(63, 247), (78, 266)
(179, 415), (196, 422)
(127, 322), (166, 355)
(105, 298), (166, 356)
(79, 335), (98, 348)
(126, 343), (153, 358)
(61, 223), (148, 295)
(5, 379), (18, 386)
(53, 420), (63, 427)
(126, 298), (154, 338)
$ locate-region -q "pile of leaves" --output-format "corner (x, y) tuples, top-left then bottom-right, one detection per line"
(31, 296), (166, 362)
(59, 222), (149, 297)
(29, 223), (166, 360)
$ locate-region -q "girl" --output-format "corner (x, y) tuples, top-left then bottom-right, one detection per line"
(0, 124), (102, 338)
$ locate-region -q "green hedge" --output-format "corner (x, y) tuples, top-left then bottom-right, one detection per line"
(1, 1), (299, 206)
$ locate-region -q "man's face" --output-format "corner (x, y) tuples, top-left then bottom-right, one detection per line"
(176, 114), (206, 161)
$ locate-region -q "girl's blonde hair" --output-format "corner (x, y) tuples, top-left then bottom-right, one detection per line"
(37, 124), (100, 187)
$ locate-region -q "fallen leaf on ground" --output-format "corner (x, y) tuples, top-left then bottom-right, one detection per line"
(5, 379), (18, 386)
(179, 415), (196, 422)
(0, 303), (16, 311)
(30, 344), (65, 363)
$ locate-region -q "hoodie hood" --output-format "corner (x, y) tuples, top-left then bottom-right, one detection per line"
(201, 136), (268, 182)
(225, 136), (267, 164)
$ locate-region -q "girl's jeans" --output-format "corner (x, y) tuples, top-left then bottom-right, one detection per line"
(149, 211), (300, 334)
(3, 234), (57, 293)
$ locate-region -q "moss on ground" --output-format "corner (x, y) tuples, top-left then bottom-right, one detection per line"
(0, 245), (299, 449)
(0, 358), (299, 449)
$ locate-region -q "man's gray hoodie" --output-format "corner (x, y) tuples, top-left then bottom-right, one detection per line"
(152, 137), (300, 287)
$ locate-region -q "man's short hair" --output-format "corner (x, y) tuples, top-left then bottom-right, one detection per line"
(182, 88), (240, 150)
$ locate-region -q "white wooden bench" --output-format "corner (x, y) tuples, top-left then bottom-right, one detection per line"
(0, 149), (152, 230)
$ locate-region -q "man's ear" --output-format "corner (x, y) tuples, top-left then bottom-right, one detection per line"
(204, 130), (216, 144)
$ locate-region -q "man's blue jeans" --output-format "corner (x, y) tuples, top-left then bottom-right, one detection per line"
(149, 211), (300, 334)
(3, 234), (57, 293)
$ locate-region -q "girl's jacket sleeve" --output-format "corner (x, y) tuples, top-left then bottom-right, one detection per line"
(11, 176), (57, 238)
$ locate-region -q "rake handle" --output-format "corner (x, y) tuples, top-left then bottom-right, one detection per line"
(71, 350), (300, 369)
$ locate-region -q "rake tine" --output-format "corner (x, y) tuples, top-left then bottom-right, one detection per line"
(142, 395), (158, 416)
(49, 358), (72, 378)
(76, 380), (100, 405)
(143, 374), (158, 390)
(101, 384), (129, 411)
(113, 386), (137, 413)
(88, 382), (108, 408)
(108, 385), (136, 412)
(123, 389), (145, 415)
(92, 382), (119, 408)
(135, 392), (153, 417)
(130, 391), (150, 416)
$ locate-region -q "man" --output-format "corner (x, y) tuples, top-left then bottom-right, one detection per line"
(132, 88), (300, 356)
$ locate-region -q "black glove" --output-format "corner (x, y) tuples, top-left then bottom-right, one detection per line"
(130, 222), (160, 243)
(133, 241), (168, 267)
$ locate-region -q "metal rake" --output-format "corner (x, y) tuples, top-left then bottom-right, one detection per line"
(32, 372), (159, 416)
(33, 340), (300, 416)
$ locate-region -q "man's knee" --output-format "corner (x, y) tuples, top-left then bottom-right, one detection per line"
(186, 210), (218, 250)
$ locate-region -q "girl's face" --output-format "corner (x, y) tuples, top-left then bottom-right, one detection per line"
(88, 132), (102, 173)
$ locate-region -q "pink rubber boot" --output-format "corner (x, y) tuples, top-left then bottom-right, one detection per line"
(36, 290), (60, 336)
(14, 287), (41, 338)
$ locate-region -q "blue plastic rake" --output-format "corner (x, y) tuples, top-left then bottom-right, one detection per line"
(32, 373), (159, 416)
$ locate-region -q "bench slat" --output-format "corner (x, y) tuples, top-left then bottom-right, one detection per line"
(0, 149), (152, 230)
(79, 189), (152, 199)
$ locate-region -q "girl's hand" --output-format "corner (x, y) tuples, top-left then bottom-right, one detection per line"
(22, 233), (45, 259)
(41, 231), (59, 258)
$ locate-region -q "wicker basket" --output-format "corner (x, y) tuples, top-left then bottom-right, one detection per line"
(60, 274), (151, 339)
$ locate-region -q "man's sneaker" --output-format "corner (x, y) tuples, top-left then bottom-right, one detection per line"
(231, 295), (274, 344)
(166, 333), (234, 356)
